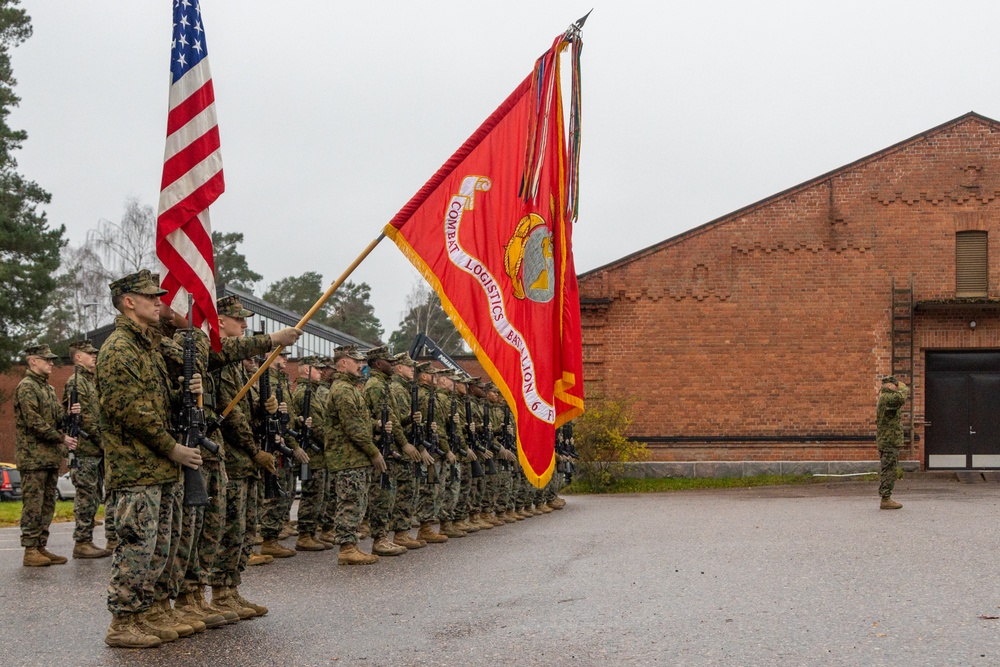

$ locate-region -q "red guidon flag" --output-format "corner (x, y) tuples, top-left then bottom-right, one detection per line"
(385, 30), (586, 487)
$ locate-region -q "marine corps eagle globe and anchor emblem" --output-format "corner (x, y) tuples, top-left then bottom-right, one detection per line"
(503, 213), (555, 303)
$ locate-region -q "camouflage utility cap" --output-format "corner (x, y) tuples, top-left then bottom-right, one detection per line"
(68, 339), (99, 354)
(414, 361), (433, 375)
(109, 269), (168, 298)
(366, 345), (392, 362)
(334, 345), (366, 362)
(391, 352), (415, 367)
(217, 295), (253, 318)
(300, 355), (327, 368)
(882, 375), (898, 385)
(24, 344), (58, 360)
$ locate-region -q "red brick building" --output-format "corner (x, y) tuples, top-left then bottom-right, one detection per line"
(578, 112), (1000, 475)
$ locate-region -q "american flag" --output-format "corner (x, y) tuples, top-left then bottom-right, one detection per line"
(156, 0), (224, 350)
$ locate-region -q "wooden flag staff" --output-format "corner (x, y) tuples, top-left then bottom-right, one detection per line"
(219, 233), (386, 418)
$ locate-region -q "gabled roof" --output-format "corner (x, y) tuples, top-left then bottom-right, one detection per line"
(579, 111), (1000, 278)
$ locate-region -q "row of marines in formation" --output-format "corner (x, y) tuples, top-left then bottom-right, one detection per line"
(12, 269), (572, 650)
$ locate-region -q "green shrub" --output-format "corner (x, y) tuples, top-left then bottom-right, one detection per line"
(574, 397), (647, 490)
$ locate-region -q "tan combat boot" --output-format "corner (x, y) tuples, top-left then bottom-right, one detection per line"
(295, 533), (328, 551)
(195, 586), (239, 624)
(537, 503), (554, 513)
(73, 541), (112, 559)
(253, 531), (263, 545)
(37, 547), (67, 564)
(416, 522), (449, 544)
(471, 514), (493, 530)
(439, 521), (467, 538)
(164, 598), (206, 633)
(393, 531), (427, 549)
(105, 538), (118, 551)
(176, 591), (226, 629)
(136, 607), (179, 643)
(372, 536), (407, 556)
(261, 539), (297, 558)
(211, 586), (255, 620)
(551, 497), (566, 509)
(880, 496), (903, 510)
(151, 599), (196, 637)
(486, 512), (505, 526)
(454, 518), (479, 533)
(232, 587), (268, 617)
(23, 547), (51, 567)
(317, 529), (338, 546)
(247, 551), (272, 566)
(278, 521), (298, 539)
(338, 543), (379, 565)
(105, 614), (162, 648)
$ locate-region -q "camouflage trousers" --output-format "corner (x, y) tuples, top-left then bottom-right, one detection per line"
(19, 468), (58, 548)
(334, 467), (370, 545)
(260, 465), (296, 540)
(516, 469), (532, 509)
(320, 467), (340, 533)
(367, 463), (396, 540)
(214, 476), (254, 588)
(496, 468), (513, 513)
(470, 473), (486, 515)
(415, 461), (442, 523)
(104, 485), (117, 544)
(107, 482), (180, 616)
(879, 445), (900, 499)
(390, 461), (419, 532)
(181, 461), (227, 593)
(71, 455), (103, 543)
(455, 462), (475, 520)
(297, 467), (329, 536)
(439, 462), (461, 522)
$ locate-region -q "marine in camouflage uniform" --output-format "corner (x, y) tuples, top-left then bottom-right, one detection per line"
(877, 376), (909, 509)
(63, 340), (112, 558)
(259, 352), (307, 559)
(362, 347), (409, 556)
(292, 357), (332, 551)
(98, 270), (203, 648)
(411, 365), (452, 542)
(316, 359), (340, 542)
(14, 344), (70, 567)
(387, 354), (428, 549)
(209, 297), (278, 619)
(326, 346), (386, 564)
(434, 372), (467, 537)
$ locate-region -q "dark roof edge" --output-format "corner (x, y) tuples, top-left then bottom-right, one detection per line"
(579, 111), (1000, 279)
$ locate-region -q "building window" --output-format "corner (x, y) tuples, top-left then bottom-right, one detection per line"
(956, 231), (988, 298)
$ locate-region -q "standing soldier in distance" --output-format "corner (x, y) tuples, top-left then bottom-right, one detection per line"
(388, 353), (428, 549)
(326, 345), (387, 565)
(316, 357), (340, 546)
(63, 340), (111, 559)
(877, 375), (909, 510)
(15, 344), (76, 567)
(413, 365), (450, 543)
(435, 372), (466, 538)
(293, 357), (333, 552)
(98, 270), (203, 648)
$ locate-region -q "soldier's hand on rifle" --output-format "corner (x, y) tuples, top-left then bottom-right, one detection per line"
(402, 442), (422, 463)
(293, 447), (309, 464)
(253, 450), (277, 474)
(430, 422), (437, 435)
(278, 401), (288, 414)
(70, 402), (81, 415)
(507, 424), (514, 435)
(371, 452), (387, 474)
(182, 373), (203, 396)
(269, 327), (303, 348)
(446, 450), (456, 464)
(467, 449), (478, 461)
(482, 449), (493, 460)
(502, 448), (517, 462)
(468, 422), (477, 434)
(413, 410), (422, 424)
(303, 416), (313, 428)
(384, 420), (392, 435)
(169, 443), (202, 470)
(420, 449), (434, 466)
(64, 434), (78, 450)
(264, 395), (279, 414)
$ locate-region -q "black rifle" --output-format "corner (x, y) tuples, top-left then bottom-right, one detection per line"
(63, 364), (89, 470)
(178, 327), (219, 507)
(292, 367), (321, 454)
(378, 395), (393, 489)
(426, 385), (458, 481)
(501, 405), (517, 472)
(276, 370), (310, 483)
(480, 397), (501, 474)
(449, 390), (483, 479)
(256, 360), (293, 499)
(411, 381), (441, 483)
(466, 395), (496, 475)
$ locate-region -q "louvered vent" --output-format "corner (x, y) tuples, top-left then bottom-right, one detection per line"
(956, 231), (988, 297)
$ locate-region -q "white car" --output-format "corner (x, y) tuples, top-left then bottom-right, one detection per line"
(56, 471), (76, 500)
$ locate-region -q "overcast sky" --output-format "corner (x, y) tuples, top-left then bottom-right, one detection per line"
(12, 0), (1000, 340)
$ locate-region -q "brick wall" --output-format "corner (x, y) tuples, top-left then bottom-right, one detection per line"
(579, 114), (1000, 466)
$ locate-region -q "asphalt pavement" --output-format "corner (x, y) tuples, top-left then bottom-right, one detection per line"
(2, 478), (1000, 667)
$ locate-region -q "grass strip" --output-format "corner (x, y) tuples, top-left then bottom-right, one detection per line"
(0, 501), (104, 528)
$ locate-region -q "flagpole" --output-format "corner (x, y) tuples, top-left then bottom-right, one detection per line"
(219, 233), (386, 418)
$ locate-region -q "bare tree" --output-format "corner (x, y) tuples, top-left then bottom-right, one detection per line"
(388, 279), (467, 355)
(87, 196), (157, 278)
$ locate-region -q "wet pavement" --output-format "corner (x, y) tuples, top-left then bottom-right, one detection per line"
(2, 478), (1000, 666)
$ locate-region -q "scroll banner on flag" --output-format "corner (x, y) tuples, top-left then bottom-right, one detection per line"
(385, 33), (585, 487)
